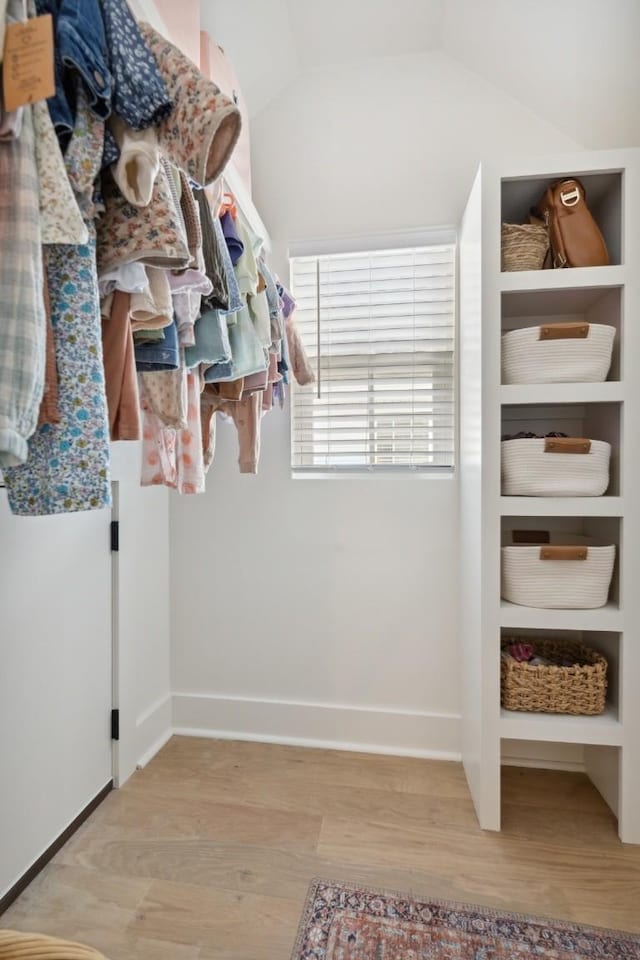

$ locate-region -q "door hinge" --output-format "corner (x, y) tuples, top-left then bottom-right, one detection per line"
(111, 709), (120, 741)
(110, 520), (119, 552)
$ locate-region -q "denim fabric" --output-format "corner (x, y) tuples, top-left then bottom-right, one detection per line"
(203, 359), (233, 382)
(214, 218), (243, 314)
(36, 0), (111, 141)
(279, 314), (290, 385)
(135, 317), (179, 371)
(102, 127), (120, 169)
(184, 309), (231, 369)
(220, 211), (244, 265)
(204, 306), (267, 383)
(100, 0), (173, 129)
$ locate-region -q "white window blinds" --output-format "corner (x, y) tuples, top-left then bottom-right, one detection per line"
(290, 243), (456, 471)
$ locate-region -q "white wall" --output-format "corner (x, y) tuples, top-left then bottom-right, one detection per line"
(170, 50), (581, 757)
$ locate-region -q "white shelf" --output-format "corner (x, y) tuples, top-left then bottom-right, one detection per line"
(499, 264), (626, 293)
(500, 601), (623, 632)
(500, 496), (623, 517)
(500, 705), (622, 746)
(500, 382), (624, 405)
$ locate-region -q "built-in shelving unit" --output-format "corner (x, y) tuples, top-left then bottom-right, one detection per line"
(459, 148), (640, 843)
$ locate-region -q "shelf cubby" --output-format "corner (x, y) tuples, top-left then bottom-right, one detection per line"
(501, 170), (623, 266)
(501, 401), (622, 497)
(501, 284), (622, 383)
(500, 627), (621, 732)
(501, 515), (621, 610)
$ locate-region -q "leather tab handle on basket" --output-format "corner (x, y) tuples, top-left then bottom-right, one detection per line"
(544, 437), (592, 454)
(540, 545), (589, 561)
(539, 322), (589, 340)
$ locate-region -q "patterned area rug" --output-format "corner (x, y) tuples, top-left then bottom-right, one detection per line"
(292, 880), (640, 959)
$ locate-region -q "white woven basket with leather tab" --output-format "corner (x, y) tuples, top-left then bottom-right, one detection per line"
(501, 436), (611, 496)
(502, 322), (615, 384)
(501, 531), (616, 609)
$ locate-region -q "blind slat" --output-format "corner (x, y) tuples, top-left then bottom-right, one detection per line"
(291, 243), (455, 471)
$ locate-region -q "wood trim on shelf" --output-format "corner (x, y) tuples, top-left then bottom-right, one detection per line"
(0, 781), (113, 916)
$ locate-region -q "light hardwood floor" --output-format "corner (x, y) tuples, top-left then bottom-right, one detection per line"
(3, 737), (640, 959)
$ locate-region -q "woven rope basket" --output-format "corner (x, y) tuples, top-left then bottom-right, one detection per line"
(501, 532), (615, 609)
(501, 223), (549, 271)
(501, 638), (608, 715)
(501, 322), (616, 385)
(501, 437), (611, 497)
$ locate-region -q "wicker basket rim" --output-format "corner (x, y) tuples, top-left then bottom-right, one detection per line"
(501, 638), (607, 674)
(501, 222), (548, 233)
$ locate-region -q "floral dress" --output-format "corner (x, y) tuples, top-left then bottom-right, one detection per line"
(4, 88), (111, 516)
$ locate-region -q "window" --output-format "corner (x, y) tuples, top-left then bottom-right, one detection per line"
(290, 239), (456, 472)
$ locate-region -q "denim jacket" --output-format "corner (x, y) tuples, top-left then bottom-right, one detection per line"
(36, 0), (112, 141)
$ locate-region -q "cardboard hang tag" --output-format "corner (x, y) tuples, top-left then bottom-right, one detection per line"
(2, 14), (55, 113)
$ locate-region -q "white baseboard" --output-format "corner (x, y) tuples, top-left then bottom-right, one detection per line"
(172, 693), (462, 761)
(501, 739), (585, 772)
(136, 693), (173, 768)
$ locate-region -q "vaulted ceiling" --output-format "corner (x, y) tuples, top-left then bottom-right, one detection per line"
(199, 0), (640, 148)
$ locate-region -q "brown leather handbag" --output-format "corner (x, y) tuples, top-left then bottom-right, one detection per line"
(531, 179), (609, 268)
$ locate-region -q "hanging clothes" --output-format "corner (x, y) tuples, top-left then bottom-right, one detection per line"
(102, 290), (141, 441)
(138, 22), (242, 188)
(140, 368), (204, 494)
(100, 0), (173, 129)
(37, 264), (60, 427)
(1, 2), (291, 505)
(4, 87), (111, 515)
(0, 101), (45, 468)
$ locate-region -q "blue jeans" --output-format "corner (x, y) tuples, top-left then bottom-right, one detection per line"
(36, 0), (112, 141)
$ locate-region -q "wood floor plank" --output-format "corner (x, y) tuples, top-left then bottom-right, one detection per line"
(0, 864), (151, 943)
(131, 878), (300, 959)
(135, 736), (472, 799)
(91, 788), (322, 851)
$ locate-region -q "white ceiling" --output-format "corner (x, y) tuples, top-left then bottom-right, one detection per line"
(200, 0), (640, 147)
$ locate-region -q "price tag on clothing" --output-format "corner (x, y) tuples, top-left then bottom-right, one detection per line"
(2, 14), (55, 112)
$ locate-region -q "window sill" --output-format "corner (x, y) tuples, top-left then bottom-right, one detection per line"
(291, 467), (455, 481)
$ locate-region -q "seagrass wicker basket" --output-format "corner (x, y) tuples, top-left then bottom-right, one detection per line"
(501, 638), (607, 715)
(501, 223), (549, 271)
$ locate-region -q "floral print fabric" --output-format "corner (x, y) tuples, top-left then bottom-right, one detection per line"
(4, 240), (111, 515)
(34, 100), (88, 246)
(4, 86), (111, 515)
(140, 369), (204, 494)
(97, 164), (190, 273)
(139, 22), (242, 188)
(100, 0), (173, 130)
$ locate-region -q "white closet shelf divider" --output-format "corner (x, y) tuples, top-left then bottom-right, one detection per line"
(500, 705), (622, 746)
(499, 383), (624, 405)
(499, 264), (626, 293)
(500, 600), (622, 632)
(499, 497), (623, 517)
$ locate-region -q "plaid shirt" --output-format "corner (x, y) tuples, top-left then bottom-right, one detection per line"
(0, 105), (46, 468)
